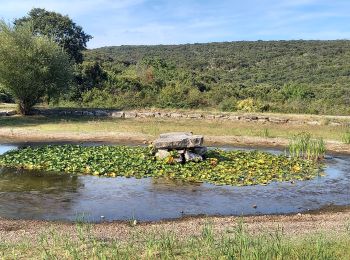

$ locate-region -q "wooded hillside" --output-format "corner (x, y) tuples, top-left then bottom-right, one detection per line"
(83, 40), (350, 115)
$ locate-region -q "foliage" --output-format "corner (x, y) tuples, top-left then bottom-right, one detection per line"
(0, 85), (13, 103)
(288, 132), (326, 160)
(15, 8), (92, 63)
(0, 21), (73, 115)
(0, 145), (323, 186)
(236, 98), (260, 112)
(71, 61), (108, 100)
(1, 222), (349, 259)
(79, 40), (350, 115)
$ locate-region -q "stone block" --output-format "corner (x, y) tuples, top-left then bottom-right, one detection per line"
(170, 113), (182, 118)
(154, 132), (203, 149)
(124, 112), (137, 118)
(193, 146), (208, 156)
(111, 111), (125, 118)
(94, 110), (109, 117)
(184, 151), (203, 162)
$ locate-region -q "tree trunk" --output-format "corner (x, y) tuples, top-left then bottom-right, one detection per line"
(17, 101), (32, 115)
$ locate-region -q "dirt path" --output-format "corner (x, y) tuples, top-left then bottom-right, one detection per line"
(0, 128), (349, 154)
(1, 209), (349, 244)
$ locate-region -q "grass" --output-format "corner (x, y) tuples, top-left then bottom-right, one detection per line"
(1, 222), (349, 259)
(0, 115), (348, 142)
(342, 129), (350, 144)
(288, 132), (326, 160)
(0, 102), (16, 110)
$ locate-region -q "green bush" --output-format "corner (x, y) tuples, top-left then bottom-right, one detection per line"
(218, 97), (236, 111)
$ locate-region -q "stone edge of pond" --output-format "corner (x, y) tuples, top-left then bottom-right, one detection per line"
(2, 108), (350, 126)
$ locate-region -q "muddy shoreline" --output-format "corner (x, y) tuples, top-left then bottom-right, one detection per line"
(0, 129), (349, 154)
(1, 208), (349, 243)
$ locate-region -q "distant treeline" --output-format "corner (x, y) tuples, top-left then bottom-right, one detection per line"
(4, 40), (350, 115)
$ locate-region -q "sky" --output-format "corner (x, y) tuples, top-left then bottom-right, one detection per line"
(0, 0), (349, 48)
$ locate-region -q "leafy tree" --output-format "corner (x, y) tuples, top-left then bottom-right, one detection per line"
(72, 61), (108, 99)
(15, 8), (92, 63)
(0, 21), (73, 115)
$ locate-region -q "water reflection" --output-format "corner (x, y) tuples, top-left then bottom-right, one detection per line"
(0, 143), (349, 222)
(0, 167), (81, 192)
(0, 167), (83, 220)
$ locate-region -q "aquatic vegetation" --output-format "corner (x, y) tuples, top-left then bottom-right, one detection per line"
(0, 145), (323, 186)
(288, 132), (326, 160)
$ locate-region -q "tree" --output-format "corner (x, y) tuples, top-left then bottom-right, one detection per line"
(15, 8), (92, 63)
(74, 61), (108, 97)
(0, 21), (73, 115)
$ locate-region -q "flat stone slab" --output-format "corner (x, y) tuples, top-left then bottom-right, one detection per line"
(159, 132), (193, 138)
(154, 132), (203, 149)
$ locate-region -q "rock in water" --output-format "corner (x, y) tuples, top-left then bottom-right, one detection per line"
(154, 132), (203, 149)
(184, 151), (203, 162)
(155, 149), (170, 159)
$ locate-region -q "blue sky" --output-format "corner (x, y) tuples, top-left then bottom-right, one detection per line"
(0, 0), (349, 48)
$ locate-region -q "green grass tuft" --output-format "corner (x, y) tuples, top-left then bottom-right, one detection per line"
(342, 130), (350, 144)
(288, 132), (326, 160)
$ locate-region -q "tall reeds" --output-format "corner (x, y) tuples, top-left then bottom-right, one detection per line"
(288, 132), (326, 160)
(342, 130), (350, 144)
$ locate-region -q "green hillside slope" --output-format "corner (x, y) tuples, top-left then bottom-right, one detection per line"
(81, 41), (350, 115)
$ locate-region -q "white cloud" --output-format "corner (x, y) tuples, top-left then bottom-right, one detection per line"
(0, 0), (145, 18)
(1, 0), (350, 47)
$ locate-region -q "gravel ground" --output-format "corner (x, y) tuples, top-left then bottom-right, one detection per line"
(1, 209), (349, 244)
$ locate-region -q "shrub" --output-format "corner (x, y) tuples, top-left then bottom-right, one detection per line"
(236, 98), (259, 112)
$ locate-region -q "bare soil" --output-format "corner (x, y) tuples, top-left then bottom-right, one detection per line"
(0, 128), (349, 154)
(1, 209), (349, 244)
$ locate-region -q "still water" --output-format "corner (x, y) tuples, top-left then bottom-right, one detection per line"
(0, 143), (349, 222)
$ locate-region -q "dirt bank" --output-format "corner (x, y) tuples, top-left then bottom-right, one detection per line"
(0, 128), (349, 154)
(1, 209), (349, 244)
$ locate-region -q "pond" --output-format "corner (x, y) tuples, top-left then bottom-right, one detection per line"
(0, 142), (349, 222)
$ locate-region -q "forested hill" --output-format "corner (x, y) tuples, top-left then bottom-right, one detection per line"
(83, 40), (350, 115)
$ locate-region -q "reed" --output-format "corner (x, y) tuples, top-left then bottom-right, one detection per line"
(342, 130), (350, 144)
(288, 132), (326, 160)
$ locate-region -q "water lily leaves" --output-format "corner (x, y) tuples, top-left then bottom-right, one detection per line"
(0, 145), (324, 186)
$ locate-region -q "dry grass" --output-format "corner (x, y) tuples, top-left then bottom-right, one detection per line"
(0, 103), (16, 110)
(1, 210), (350, 259)
(0, 116), (347, 141)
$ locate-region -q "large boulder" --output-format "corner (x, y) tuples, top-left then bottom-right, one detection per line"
(154, 132), (204, 149)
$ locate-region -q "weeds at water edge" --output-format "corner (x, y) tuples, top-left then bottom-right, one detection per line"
(288, 132), (326, 160)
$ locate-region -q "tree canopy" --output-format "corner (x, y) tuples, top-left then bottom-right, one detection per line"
(15, 8), (92, 63)
(81, 40), (350, 115)
(0, 21), (73, 114)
